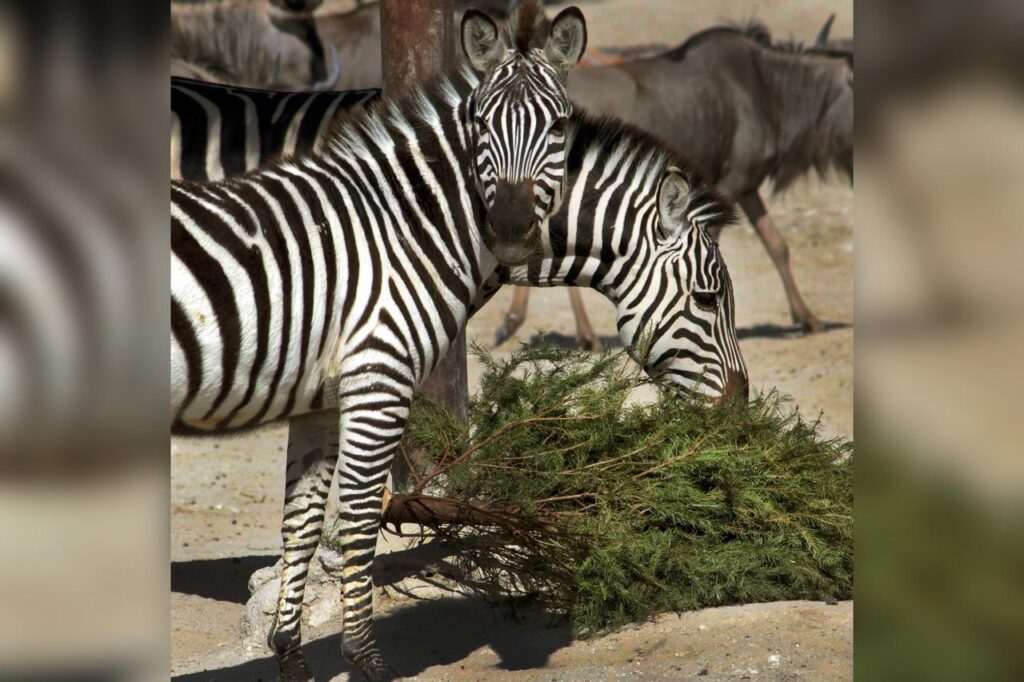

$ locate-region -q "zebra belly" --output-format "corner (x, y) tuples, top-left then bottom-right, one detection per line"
(170, 267), (340, 431)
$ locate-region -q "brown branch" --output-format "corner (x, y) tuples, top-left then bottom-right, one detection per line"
(384, 492), (533, 527)
(535, 492), (595, 506)
(631, 436), (709, 480)
(414, 413), (601, 492)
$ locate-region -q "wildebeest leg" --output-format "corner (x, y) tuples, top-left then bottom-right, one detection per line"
(738, 191), (824, 333)
(494, 286), (531, 347)
(269, 14), (328, 85)
(334, 386), (411, 682)
(568, 288), (600, 351)
(268, 410), (339, 682)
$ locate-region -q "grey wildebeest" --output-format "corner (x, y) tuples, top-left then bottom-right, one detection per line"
(171, 0), (340, 89)
(495, 21), (853, 347)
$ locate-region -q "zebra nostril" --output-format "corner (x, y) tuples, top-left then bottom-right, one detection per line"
(718, 372), (749, 404)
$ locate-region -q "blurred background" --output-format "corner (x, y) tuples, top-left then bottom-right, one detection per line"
(0, 0), (1021, 679)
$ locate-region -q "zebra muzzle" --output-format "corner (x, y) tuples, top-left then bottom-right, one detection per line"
(485, 179), (541, 266)
(486, 219), (538, 266)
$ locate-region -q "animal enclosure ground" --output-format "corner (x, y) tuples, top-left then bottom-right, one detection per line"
(171, 1), (853, 679)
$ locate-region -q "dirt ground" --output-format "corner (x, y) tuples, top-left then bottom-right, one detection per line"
(172, 1), (853, 679)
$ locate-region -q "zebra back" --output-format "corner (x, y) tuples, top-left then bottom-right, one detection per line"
(170, 76), (379, 181)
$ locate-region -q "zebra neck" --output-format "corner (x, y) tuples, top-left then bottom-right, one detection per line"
(504, 132), (666, 305)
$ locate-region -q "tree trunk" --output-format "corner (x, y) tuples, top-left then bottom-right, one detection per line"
(380, 0), (466, 492)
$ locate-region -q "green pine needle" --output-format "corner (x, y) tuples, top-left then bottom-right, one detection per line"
(402, 342), (852, 636)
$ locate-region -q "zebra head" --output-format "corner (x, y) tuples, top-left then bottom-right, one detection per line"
(462, 2), (586, 266)
(619, 167), (749, 403)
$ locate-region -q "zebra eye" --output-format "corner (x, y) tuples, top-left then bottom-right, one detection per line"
(692, 291), (719, 312)
(549, 118), (566, 138)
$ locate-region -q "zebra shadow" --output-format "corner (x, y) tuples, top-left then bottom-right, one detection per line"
(172, 593), (573, 681)
(512, 321), (852, 351)
(172, 554), (279, 604)
(737, 320), (852, 340)
(171, 543), (458, 606)
(173, 543), (572, 681)
(520, 331), (624, 350)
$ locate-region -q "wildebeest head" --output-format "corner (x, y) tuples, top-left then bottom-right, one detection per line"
(462, 1), (587, 266)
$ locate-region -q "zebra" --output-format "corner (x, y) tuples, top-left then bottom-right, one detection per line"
(170, 76), (379, 182)
(475, 112), (750, 401)
(172, 3), (588, 679)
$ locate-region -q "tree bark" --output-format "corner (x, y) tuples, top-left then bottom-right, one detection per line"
(380, 0), (467, 492)
(383, 491), (510, 527)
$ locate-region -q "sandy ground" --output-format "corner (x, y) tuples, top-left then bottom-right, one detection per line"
(172, 1), (853, 679)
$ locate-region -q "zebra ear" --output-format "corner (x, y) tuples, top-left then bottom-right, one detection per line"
(656, 167), (693, 241)
(462, 9), (505, 73)
(545, 7), (587, 75)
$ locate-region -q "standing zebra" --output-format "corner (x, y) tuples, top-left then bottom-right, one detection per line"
(170, 76), (379, 182)
(172, 3), (589, 679)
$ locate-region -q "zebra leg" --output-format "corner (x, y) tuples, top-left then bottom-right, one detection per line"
(494, 285), (531, 347)
(268, 410), (339, 682)
(334, 393), (412, 682)
(738, 191), (824, 334)
(567, 288), (600, 351)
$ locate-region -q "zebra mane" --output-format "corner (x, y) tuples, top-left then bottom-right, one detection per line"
(567, 110), (737, 234)
(318, 66), (477, 162)
(505, 0), (546, 52)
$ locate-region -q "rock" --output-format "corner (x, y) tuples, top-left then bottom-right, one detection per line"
(239, 552), (344, 643)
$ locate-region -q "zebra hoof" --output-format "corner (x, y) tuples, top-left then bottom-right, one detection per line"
(577, 335), (600, 352)
(357, 654), (395, 682)
(276, 650), (313, 682)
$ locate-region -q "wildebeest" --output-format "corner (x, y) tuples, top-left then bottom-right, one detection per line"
(495, 20), (853, 346)
(171, 0), (339, 88)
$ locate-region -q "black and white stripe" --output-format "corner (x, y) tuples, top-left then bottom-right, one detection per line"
(171, 79), (747, 402)
(468, 50), (571, 222)
(171, 5), (586, 679)
(170, 76), (378, 182)
(482, 113), (749, 400)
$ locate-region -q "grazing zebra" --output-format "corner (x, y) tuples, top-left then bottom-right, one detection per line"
(170, 76), (379, 182)
(172, 3), (588, 679)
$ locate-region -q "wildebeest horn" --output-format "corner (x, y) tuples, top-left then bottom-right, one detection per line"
(816, 14), (836, 47)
